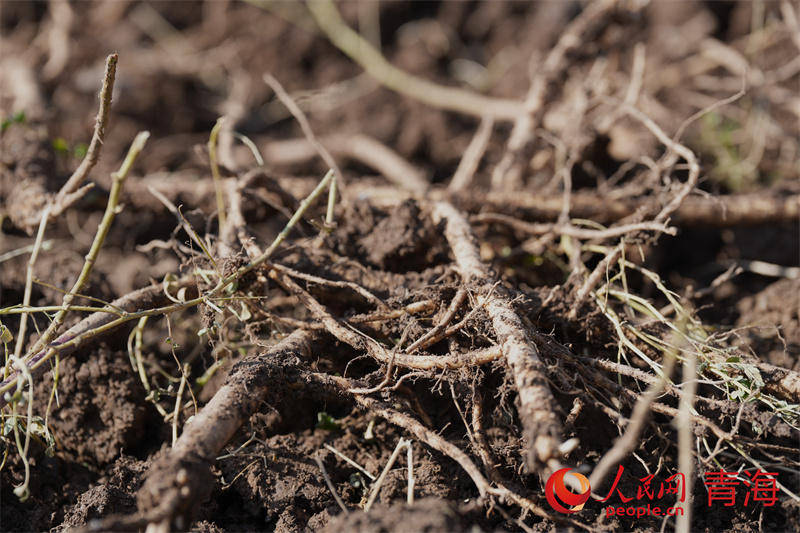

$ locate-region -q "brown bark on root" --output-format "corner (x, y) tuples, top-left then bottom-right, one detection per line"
(266, 178), (799, 228)
(457, 191), (800, 227)
(431, 201), (563, 471)
(135, 330), (314, 530)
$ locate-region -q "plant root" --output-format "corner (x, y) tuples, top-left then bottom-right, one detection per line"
(136, 330), (314, 530)
(431, 201), (563, 472)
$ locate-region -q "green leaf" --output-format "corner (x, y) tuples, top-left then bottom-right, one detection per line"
(0, 323), (12, 344)
(1, 111), (25, 132)
(742, 365), (764, 390)
(316, 411), (340, 431)
(74, 143), (88, 159)
(52, 137), (69, 154)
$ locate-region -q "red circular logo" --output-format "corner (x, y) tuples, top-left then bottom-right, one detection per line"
(545, 468), (591, 513)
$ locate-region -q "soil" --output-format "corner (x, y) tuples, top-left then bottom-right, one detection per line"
(1, 2), (799, 533)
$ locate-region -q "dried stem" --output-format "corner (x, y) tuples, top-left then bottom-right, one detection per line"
(460, 190), (800, 227)
(0, 280), (197, 409)
(1, 169), (335, 405)
(270, 269), (503, 372)
(405, 288), (467, 353)
(27, 132), (150, 357)
(569, 246), (622, 320)
(676, 346), (697, 533)
(616, 102), (700, 225)
(208, 117), (227, 233)
(313, 372), (492, 497)
(53, 53), (118, 209)
(269, 262), (388, 311)
(13, 54), (120, 357)
(306, 0), (523, 121)
(264, 73), (345, 207)
(473, 213), (676, 241)
(491, 0), (617, 189)
(449, 118), (494, 192)
(364, 437), (411, 512)
(314, 453), (349, 514)
(471, 383), (502, 483)
(306, 371), (591, 531)
(13, 205), (52, 361)
(262, 134), (428, 194)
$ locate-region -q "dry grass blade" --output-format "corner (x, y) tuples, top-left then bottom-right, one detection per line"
(208, 117), (228, 232)
(262, 134), (428, 194)
(449, 118), (494, 192)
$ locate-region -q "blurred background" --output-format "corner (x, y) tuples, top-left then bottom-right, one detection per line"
(2, 1), (798, 186)
(2, 0), (798, 324)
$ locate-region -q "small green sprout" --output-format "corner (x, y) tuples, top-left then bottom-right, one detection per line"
(164, 337), (181, 350)
(74, 143), (88, 159)
(1, 111), (26, 132)
(52, 137), (69, 154)
(316, 412), (340, 431)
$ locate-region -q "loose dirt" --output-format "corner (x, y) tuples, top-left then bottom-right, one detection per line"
(2, 2), (798, 532)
